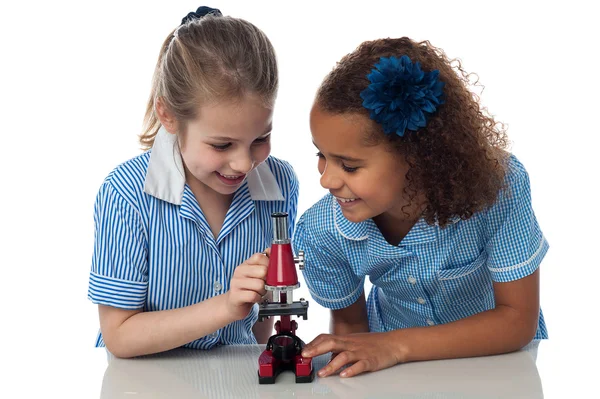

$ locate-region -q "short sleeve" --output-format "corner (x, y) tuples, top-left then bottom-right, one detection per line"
(87, 182), (148, 309)
(293, 214), (364, 310)
(485, 158), (549, 282)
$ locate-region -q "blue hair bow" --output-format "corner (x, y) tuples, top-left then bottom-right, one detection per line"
(360, 55), (445, 137)
(181, 6), (222, 25)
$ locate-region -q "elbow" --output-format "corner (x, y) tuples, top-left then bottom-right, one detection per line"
(502, 306), (539, 350)
(107, 346), (135, 359)
(513, 326), (537, 351)
(98, 305), (145, 358)
(103, 333), (137, 359)
(517, 320), (538, 349)
(518, 308), (540, 349)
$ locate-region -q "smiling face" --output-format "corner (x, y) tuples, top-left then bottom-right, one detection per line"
(174, 95), (273, 197)
(310, 104), (422, 224)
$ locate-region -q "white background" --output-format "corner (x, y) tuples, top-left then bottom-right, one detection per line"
(1, 0), (598, 397)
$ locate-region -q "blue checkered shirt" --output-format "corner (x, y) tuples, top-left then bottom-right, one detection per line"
(293, 155), (548, 340)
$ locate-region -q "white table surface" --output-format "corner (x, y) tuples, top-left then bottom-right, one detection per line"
(99, 341), (543, 398)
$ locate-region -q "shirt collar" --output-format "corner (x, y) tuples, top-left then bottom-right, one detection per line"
(331, 194), (438, 245)
(143, 126), (284, 205)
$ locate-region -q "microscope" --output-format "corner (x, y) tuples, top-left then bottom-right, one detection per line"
(257, 212), (314, 384)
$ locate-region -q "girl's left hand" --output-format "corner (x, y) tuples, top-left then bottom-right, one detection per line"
(301, 332), (401, 378)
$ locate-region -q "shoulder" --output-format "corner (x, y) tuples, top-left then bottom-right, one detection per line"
(480, 153), (536, 231)
(293, 194), (351, 260)
(504, 153), (530, 188)
(494, 153), (533, 208)
(300, 193), (335, 220)
(99, 151), (151, 209)
(296, 194), (336, 234)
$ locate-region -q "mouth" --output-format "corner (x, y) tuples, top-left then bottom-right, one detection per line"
(334, 195), (361, 207)
(215, 171), (246, 186)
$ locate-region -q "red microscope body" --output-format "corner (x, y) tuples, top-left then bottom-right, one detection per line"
(257, 212), (314, 384)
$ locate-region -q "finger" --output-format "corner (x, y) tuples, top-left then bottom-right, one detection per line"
(263, 247), (271, 257)
(244, 258), (269, 269)
(232, 278), (267, 296)
(302, 335), (343, 358)
(340, 359), (372, 378)
(248, 252), (270, 265)
(234, 290), (263, 305)
(318, 351), (354, 378)
(302, 334), (330, 353)
(247, 280), (268, 297)
(236, 264), (268, 279)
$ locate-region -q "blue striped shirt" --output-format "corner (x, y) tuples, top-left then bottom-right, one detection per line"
(88, 127), (299, 349)
(293, 155), (549, 340)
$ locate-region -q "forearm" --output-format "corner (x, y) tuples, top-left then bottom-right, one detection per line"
(329, 293), (370, 335)
(103, 294), (235, 358)
(253, 291), (274, 344)
(253, 317), (275, 344)
(331, 314), (369, 335)
(390, 305), (538, 363)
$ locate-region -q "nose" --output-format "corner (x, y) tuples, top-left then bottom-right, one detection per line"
(319, 160), (343, 190)
(230, 149), (255, 174)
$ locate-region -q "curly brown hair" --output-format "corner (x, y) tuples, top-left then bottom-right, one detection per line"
(315, 37), (510, 227)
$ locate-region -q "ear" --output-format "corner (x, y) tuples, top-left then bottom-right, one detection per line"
(155, 97), (179, 135)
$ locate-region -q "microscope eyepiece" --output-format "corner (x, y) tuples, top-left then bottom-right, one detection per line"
(271, 212), (289, 243)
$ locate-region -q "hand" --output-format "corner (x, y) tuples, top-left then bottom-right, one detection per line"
(225, 251), (269, 320)
(301, 332), (401, 378)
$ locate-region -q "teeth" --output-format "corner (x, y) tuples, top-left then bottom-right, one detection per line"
(219, 173), (242, 179)
(336, 197), (357, 203)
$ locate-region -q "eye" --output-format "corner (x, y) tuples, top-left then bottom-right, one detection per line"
(253, 134), (271, 145)
(210, 143), (231, 151)
(316, 151), (324, 158)
(342, 164), (358, 173)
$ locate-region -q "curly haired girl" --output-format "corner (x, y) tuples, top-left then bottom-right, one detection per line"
(293, 37), (548, 377)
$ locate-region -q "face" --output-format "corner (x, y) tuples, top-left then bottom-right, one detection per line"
(310, 105), (418, 224)
(176, 95), (273, 197)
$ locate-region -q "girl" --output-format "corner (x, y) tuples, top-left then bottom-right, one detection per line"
(293, 37), (548, 378)
(87, 6), (298, 358)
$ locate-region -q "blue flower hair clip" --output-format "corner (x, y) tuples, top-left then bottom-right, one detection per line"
(360, 55), (445, 137)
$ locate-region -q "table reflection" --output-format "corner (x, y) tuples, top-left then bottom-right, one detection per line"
(100, 341), (543, 398)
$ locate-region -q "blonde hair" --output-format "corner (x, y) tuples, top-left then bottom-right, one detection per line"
(140, 14), (278, 150)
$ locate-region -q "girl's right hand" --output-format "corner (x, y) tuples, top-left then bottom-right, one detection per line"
(225, 252), (269, 320)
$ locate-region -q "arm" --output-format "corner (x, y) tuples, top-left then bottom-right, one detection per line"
(303, 158), (545, 377)
(330, 292), (369, 335)
(252, 291), (274, 344)
(303, 269), (540, 377)
(393, 269), (540, 362)
(99, 294), (234, 358)
(100, 253), (270, 358)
